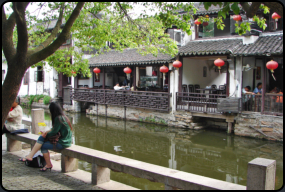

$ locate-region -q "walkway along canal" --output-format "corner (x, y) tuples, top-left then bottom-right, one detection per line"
(22, 108), (283, 190)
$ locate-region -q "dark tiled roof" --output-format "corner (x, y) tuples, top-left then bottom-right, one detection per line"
(234, 35), (283, 56)
(178, 2), (244, 15)
(178, 39), (243, 56)
(88, 49), (173, 67)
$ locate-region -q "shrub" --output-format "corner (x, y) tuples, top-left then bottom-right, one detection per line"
(28, 95), (36, 106)
(35, 94), (45, 102)
(43, 96), (51, 105)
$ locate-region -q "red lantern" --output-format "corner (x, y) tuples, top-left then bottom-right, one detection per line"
(214, 58), (225, 74)
(203, 22), (208, 27)
(93, 67), (100, 80)
(123, 67), (132, 74)
(93, 67), (101, 74)
(233, 15), (242, 22)
(160, 65), (169, 73)
(173, 60), (182, 69)
(272, 12), (281, 21)
(266, 60), (278, 81)
(194, 19), (201, 26)
(71, 70), (76, 74)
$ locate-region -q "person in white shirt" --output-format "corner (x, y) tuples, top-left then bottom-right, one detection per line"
(242, 86), (255, 111)
(2, 96), (23, 135)
(114, 83), (125, 90)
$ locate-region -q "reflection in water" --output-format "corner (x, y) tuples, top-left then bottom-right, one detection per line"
(22, 109), (283, 190)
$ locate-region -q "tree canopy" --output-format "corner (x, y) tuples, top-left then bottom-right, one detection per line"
(1, 2), (283, 128)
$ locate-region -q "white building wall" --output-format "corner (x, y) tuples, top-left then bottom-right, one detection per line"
(242, 57), (255, 91)
(182, 58), (227, 88)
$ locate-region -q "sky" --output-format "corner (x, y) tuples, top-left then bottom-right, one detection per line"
(3, 2), (171, 20)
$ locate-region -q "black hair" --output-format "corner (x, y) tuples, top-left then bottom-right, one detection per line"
(245, 86), (251, 91)
(276, 87), (281, 93)
(49, 102), (72, 130)
(257, 82), (262, 87)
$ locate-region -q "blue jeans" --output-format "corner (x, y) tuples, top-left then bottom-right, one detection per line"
(37, 136), (64, 153)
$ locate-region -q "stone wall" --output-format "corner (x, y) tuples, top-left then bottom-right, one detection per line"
(234, 112), (283, 142)
(79, 104), (207, 130)
(63, 102), (283, 142)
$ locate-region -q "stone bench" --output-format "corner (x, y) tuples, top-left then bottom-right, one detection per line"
(5, 132), (276, 190)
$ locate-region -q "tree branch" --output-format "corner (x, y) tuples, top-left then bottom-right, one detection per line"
(2, 7), (17, 63)
(27, 3), (65, 55)
(263, 2), (283, 17)
(240, 2), (261, 18)
(12, 2), (30, 62)
(28, 2), (85, 66)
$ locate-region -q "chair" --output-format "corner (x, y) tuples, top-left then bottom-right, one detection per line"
(209, 84), (217, 98)
(93, 86), (99, 89)
(194, 84), (200, 93)
(182, 84), (188, 92)
(182, 84), (188, 101)
(219, 85), (226, 96)
(78, 85), (83, 88)
(188, 84), (194, 93)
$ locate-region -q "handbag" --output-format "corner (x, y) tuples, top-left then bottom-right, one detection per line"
(25, 152), (46, 168)
(44, 131), (61, 149)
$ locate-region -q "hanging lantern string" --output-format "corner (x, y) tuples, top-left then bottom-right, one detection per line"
(272, 73), (276, 81)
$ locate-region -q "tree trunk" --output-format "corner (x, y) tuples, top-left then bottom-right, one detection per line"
(2, 59), (27, 129)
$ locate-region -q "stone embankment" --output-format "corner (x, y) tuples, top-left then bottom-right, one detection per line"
(234, 112), (283, 142)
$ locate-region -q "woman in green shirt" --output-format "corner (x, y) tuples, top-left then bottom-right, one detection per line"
(19, 102), (73, 171)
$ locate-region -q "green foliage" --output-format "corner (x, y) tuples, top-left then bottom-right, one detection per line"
(35, 94), (45, 102)
(4, 2), (273, 79)
(43, 96), (51, 105)
(28, 95), (36, 106)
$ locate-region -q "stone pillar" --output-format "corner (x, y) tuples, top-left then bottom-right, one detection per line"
(73, 101), (81, 112)
(91, 163), (110, 185)
(31, 108), (44, 134)
(235, 56), (243, 98)
(247, 158), (276, 190)
(61, 154), (78, 172)
(7, 137), (22, 152)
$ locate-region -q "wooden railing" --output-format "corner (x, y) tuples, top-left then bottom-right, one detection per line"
(64, 87), (171, 112)
(242, 93), (283, 116)
(176, 92), (227, 113)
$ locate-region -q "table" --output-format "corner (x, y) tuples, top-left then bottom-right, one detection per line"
(195, 88), (223, 98)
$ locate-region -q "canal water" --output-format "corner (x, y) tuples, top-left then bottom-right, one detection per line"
(22, 108), (283, 190)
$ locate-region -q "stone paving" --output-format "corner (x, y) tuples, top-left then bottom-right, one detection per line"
(2, 152), (103, 190)
(2, 134), (138, 190)
(2, 135), (103, 190)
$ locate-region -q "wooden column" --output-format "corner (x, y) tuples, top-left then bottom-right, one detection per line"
(102, 68), (105, 89)
(261, 57), (266, 114)
(178, 56), (183, 93)
(133, 66), (136, 90)
(226, 60), (230, 96)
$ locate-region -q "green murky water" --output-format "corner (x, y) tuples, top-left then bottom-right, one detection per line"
(23, 108), (283, 190)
